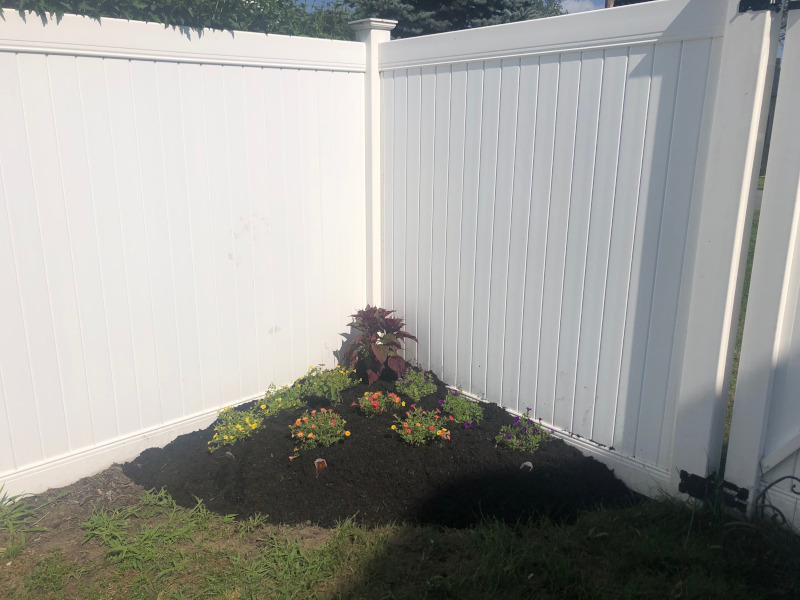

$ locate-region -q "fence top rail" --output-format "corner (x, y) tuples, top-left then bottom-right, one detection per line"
(379, 0), (727, 71)
(0, 9), (366, 72)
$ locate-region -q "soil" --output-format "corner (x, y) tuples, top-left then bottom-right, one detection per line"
(122, 373), (638, 528)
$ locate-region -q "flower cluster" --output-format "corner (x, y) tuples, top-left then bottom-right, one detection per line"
(258, 380), (307, 417)
(288, 408), (349, 459)
(395, 368), (438, 402)
(208, 406), (263, 452)
(495, 408), (549, 453)
(300, 365), (358, 404)
(439, 388), (484, 427)
(356, 391), (402, 416)
(391, 406), (450, 445)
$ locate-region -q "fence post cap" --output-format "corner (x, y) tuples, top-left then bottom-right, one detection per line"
(349, 18), (398, 32)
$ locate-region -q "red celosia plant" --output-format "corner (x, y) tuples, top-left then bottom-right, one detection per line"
(342, 306), (417, 385)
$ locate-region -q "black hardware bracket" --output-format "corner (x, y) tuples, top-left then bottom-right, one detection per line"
(740, 0), (800, 12)
(678, 470), (750, 512)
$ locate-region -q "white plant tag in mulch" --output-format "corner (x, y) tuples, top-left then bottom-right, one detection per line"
(519, 462), (533, 472)
(314, 458), (327, 477)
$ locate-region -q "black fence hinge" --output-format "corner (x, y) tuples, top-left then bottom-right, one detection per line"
(678, 470), (750, 512)
(740, 0), (800, 11)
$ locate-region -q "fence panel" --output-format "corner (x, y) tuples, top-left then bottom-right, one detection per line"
(0, 11), (367, 494)
(381, 0), (777, 496)
(726, 9), (800, 531)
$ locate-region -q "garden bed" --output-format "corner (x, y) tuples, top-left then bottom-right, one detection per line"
(122, 372), (635, 528)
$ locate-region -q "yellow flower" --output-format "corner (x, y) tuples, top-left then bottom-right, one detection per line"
(345, 431), (351, 437)
(401, 401), (405, 407)
(260, 404), (266, 409)
(415, 423), (421, 427)
(391, 425), (396, 430)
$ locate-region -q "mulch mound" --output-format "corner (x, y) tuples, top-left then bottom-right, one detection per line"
(123, 374), (637, 528)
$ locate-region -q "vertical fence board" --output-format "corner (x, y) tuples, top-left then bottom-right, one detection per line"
(392, 72), (408, 337)
(417, 66), (436, 369)
(180, 63), (223, 411)
(614, 42), (681, 457)
(538, 52), (581, 427)
(636, 39), (712, 465)
(455, 63), (484, 392)
(572, 47), (627, 441)
(49, 54), (112, 449)
(131, 60), (184, 423)
(554, 50), (603, 432)
(78, 58), (139, 434)
(520, 54), (559, 418)
(429, 66), (451, 376)
(442, 64), (467, 385)
(472, 59), (502, 398)
(501, 56), (539, 413)
(224, 66), (260, 394)
(486, 59), (520, 408)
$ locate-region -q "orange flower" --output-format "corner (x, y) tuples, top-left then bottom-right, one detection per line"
(429, 426), (435, 431)
(330, 419), (337, 425)
(311, 424), (316, 428)
(405, 428), (412, 434)
(297, 432), (304, 437)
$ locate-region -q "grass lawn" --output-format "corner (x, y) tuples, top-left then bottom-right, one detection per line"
(1, 474), (798, 599)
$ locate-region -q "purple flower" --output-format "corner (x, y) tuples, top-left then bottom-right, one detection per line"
(464, 422), (471, 429)
(505, 433), (512, 440)
(438, 399), (444, 405)
(521, 427), (527, 434)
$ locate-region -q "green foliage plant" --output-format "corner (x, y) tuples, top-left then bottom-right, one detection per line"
(392, 406), (450, 445)
(348, 0), (564, 38)
(495, 407), (549, 452)
(301, 365), (358, 404)
(439, 388), (484, 427)
(342, 305), (417, 385)
(3, 0), (355, 40)
(207, 406), (263, 452)
(289, 408), (348, 459)
(395, 368), (437, 401)
(0, 485), (44, 536)
(258, 380), (308, 416)
(356, 390), (402, 416)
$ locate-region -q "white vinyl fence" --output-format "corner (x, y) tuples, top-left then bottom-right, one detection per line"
(0, 11), (367, 493)
(727, 10), (800, 531)
(0, 0), (792, 510)
(381, 0), (778, 497)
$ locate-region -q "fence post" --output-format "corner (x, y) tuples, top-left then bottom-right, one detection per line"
(725, 9), (800, 516)
(669, 0), (779, 497)
(350, 18), (396, 308)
